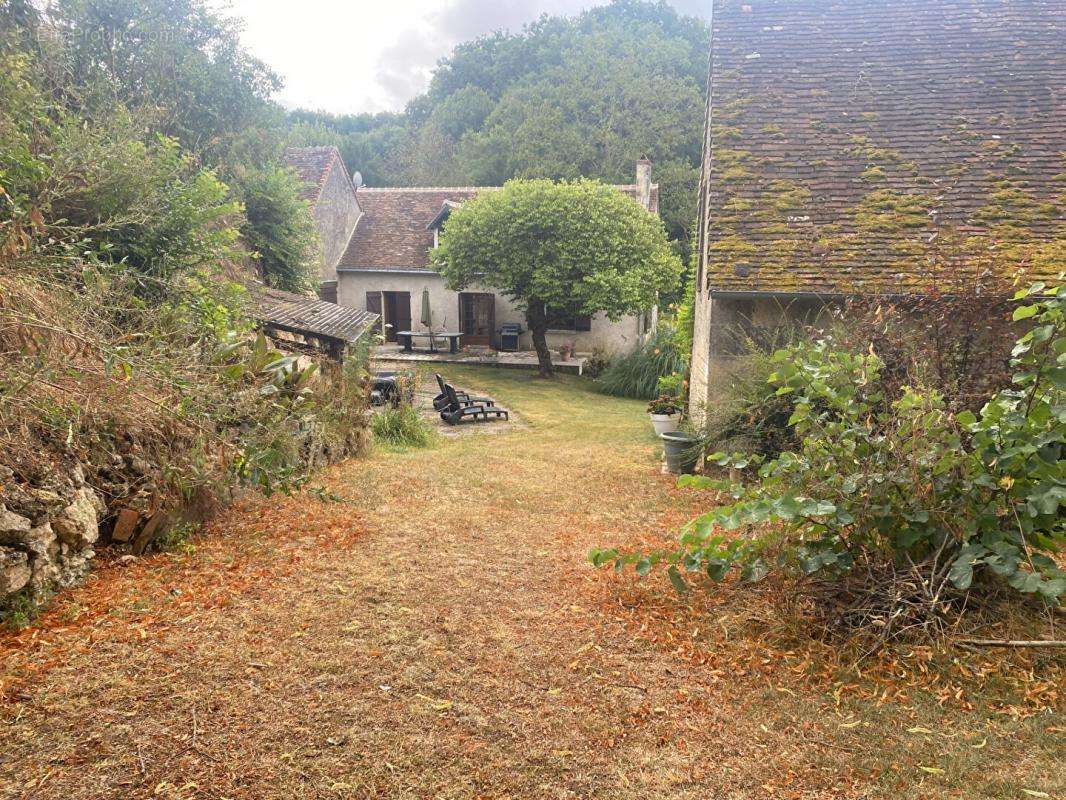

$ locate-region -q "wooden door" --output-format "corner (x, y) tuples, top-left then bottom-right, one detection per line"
(390, 292), (412, 339)
(368, 291), (411, 343)
(459, 293), (495, 347)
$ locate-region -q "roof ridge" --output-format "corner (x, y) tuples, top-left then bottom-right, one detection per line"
(282, 145), (345, 206)
(357, 186), (492, 192)
(358, 183), (660, 192)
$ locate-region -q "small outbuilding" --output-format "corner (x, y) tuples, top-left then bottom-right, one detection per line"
(253, 286), (379, 362)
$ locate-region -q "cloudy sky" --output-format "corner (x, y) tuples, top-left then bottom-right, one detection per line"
(223, 0), (710, 115)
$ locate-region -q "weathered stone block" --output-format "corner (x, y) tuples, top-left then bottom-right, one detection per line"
(111, 508), (140, 543)
(0, 505), (32, 546)
(53, 488), (102, 549)
(0, 548), (31, 595)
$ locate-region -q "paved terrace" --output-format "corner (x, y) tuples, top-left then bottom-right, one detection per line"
(372, 344), (587, 374)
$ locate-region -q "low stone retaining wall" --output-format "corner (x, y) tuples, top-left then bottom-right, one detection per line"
(0, 465), (103, 601)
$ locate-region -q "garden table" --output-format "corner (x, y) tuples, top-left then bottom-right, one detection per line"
(395, 331), (463, 354)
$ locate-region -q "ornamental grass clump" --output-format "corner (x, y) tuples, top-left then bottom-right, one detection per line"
(593, 283), (1065, 644)
(371, 404), (438, 450)
(697, 342), (802, 462)
(598, 325), (685, 400)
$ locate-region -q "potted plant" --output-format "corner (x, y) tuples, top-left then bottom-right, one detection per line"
(558, 341), (575, 361)
(647, 395), (682, 435)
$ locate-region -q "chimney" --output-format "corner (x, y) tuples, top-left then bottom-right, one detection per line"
(635, 156), (653, 211)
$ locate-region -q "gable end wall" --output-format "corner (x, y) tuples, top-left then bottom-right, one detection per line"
(314, 162), (361, 285)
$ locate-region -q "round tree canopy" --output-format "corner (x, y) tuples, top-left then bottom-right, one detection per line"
(432, 178), (682, 321)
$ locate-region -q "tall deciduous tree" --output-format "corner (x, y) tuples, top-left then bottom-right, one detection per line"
(433, 179), (682, 376)
(45, 0), (283, 168)
(13, 0), (320, 293)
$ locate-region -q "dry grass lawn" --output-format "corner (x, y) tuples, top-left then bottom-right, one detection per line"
(1, 365), (1062, 799)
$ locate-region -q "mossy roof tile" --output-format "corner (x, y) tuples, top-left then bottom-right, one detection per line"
(701, 0), (1065, 294)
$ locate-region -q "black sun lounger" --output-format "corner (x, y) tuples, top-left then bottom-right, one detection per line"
(433, 373), (495, 412)
(438, 383), (508, 425)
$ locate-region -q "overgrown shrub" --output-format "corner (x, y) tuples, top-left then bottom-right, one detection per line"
(593, 283), (1065, 643)
(0, 37), (371, 570)
(597, 325), (684, 400)
(671, 251), (698, 365)
(839, 271), (1017, 412)
(698, 347), (799, 461)
(234, 165), (319, 293)
(2, 267), (371, 506)
(583, 346), (613, 379)
(0, 5), (374, 613)
(371, 404), (438, 449)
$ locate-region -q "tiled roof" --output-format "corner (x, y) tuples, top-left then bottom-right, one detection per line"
(253, 287), (378, 344)
(282, 146), (345, 206)
(699, 0), (1065, 295)
(338, 184), (659, 271)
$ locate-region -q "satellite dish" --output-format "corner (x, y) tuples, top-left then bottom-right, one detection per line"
(353, 171), (364, 189)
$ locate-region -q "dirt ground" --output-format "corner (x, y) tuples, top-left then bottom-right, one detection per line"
(1, 367), (1062, 800)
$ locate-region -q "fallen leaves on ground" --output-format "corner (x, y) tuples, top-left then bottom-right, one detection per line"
(1, 367), (1061, 800)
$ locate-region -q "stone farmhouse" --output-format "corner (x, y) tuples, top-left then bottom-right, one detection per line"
(286, 149), (661, 354)
(283, 146), (362, 303)
(688, 0), (1064, 419)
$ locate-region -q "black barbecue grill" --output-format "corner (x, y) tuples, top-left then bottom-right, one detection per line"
(497, 323), (524, 352)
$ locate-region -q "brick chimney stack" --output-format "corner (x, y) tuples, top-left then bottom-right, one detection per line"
(635, 156), (653, 211)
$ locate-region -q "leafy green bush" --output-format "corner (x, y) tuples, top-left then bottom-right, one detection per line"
(372, 405), (438, 449)
(593, 284), (1065, 640)
(583, 346), (613, 379)
(0, 586), (48, 631)
(597, 325), (684, 400)
(235, 165), (318, 293)
(0, 4), (376, 611)
(671, 252), (698, 365)
(698, 345), (801, 462)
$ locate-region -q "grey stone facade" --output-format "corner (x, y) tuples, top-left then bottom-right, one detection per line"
(313, 158), (361, 294)
(0, 465), (103, 603)
(283, 147), (362, 301)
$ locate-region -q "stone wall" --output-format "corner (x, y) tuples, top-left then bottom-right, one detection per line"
(689, 285), (714, 424)
(314, 162), (361, 287)
(0, 465), (103, 601)
(690, 294), (837, 422)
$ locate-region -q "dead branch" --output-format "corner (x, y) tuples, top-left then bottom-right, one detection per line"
(955, 638), (1066, 649)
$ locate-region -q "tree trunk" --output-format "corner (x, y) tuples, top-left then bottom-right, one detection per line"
(527, 301), (554, 378)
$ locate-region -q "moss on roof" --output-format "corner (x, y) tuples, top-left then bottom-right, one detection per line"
(700, 0), (1065, 294)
